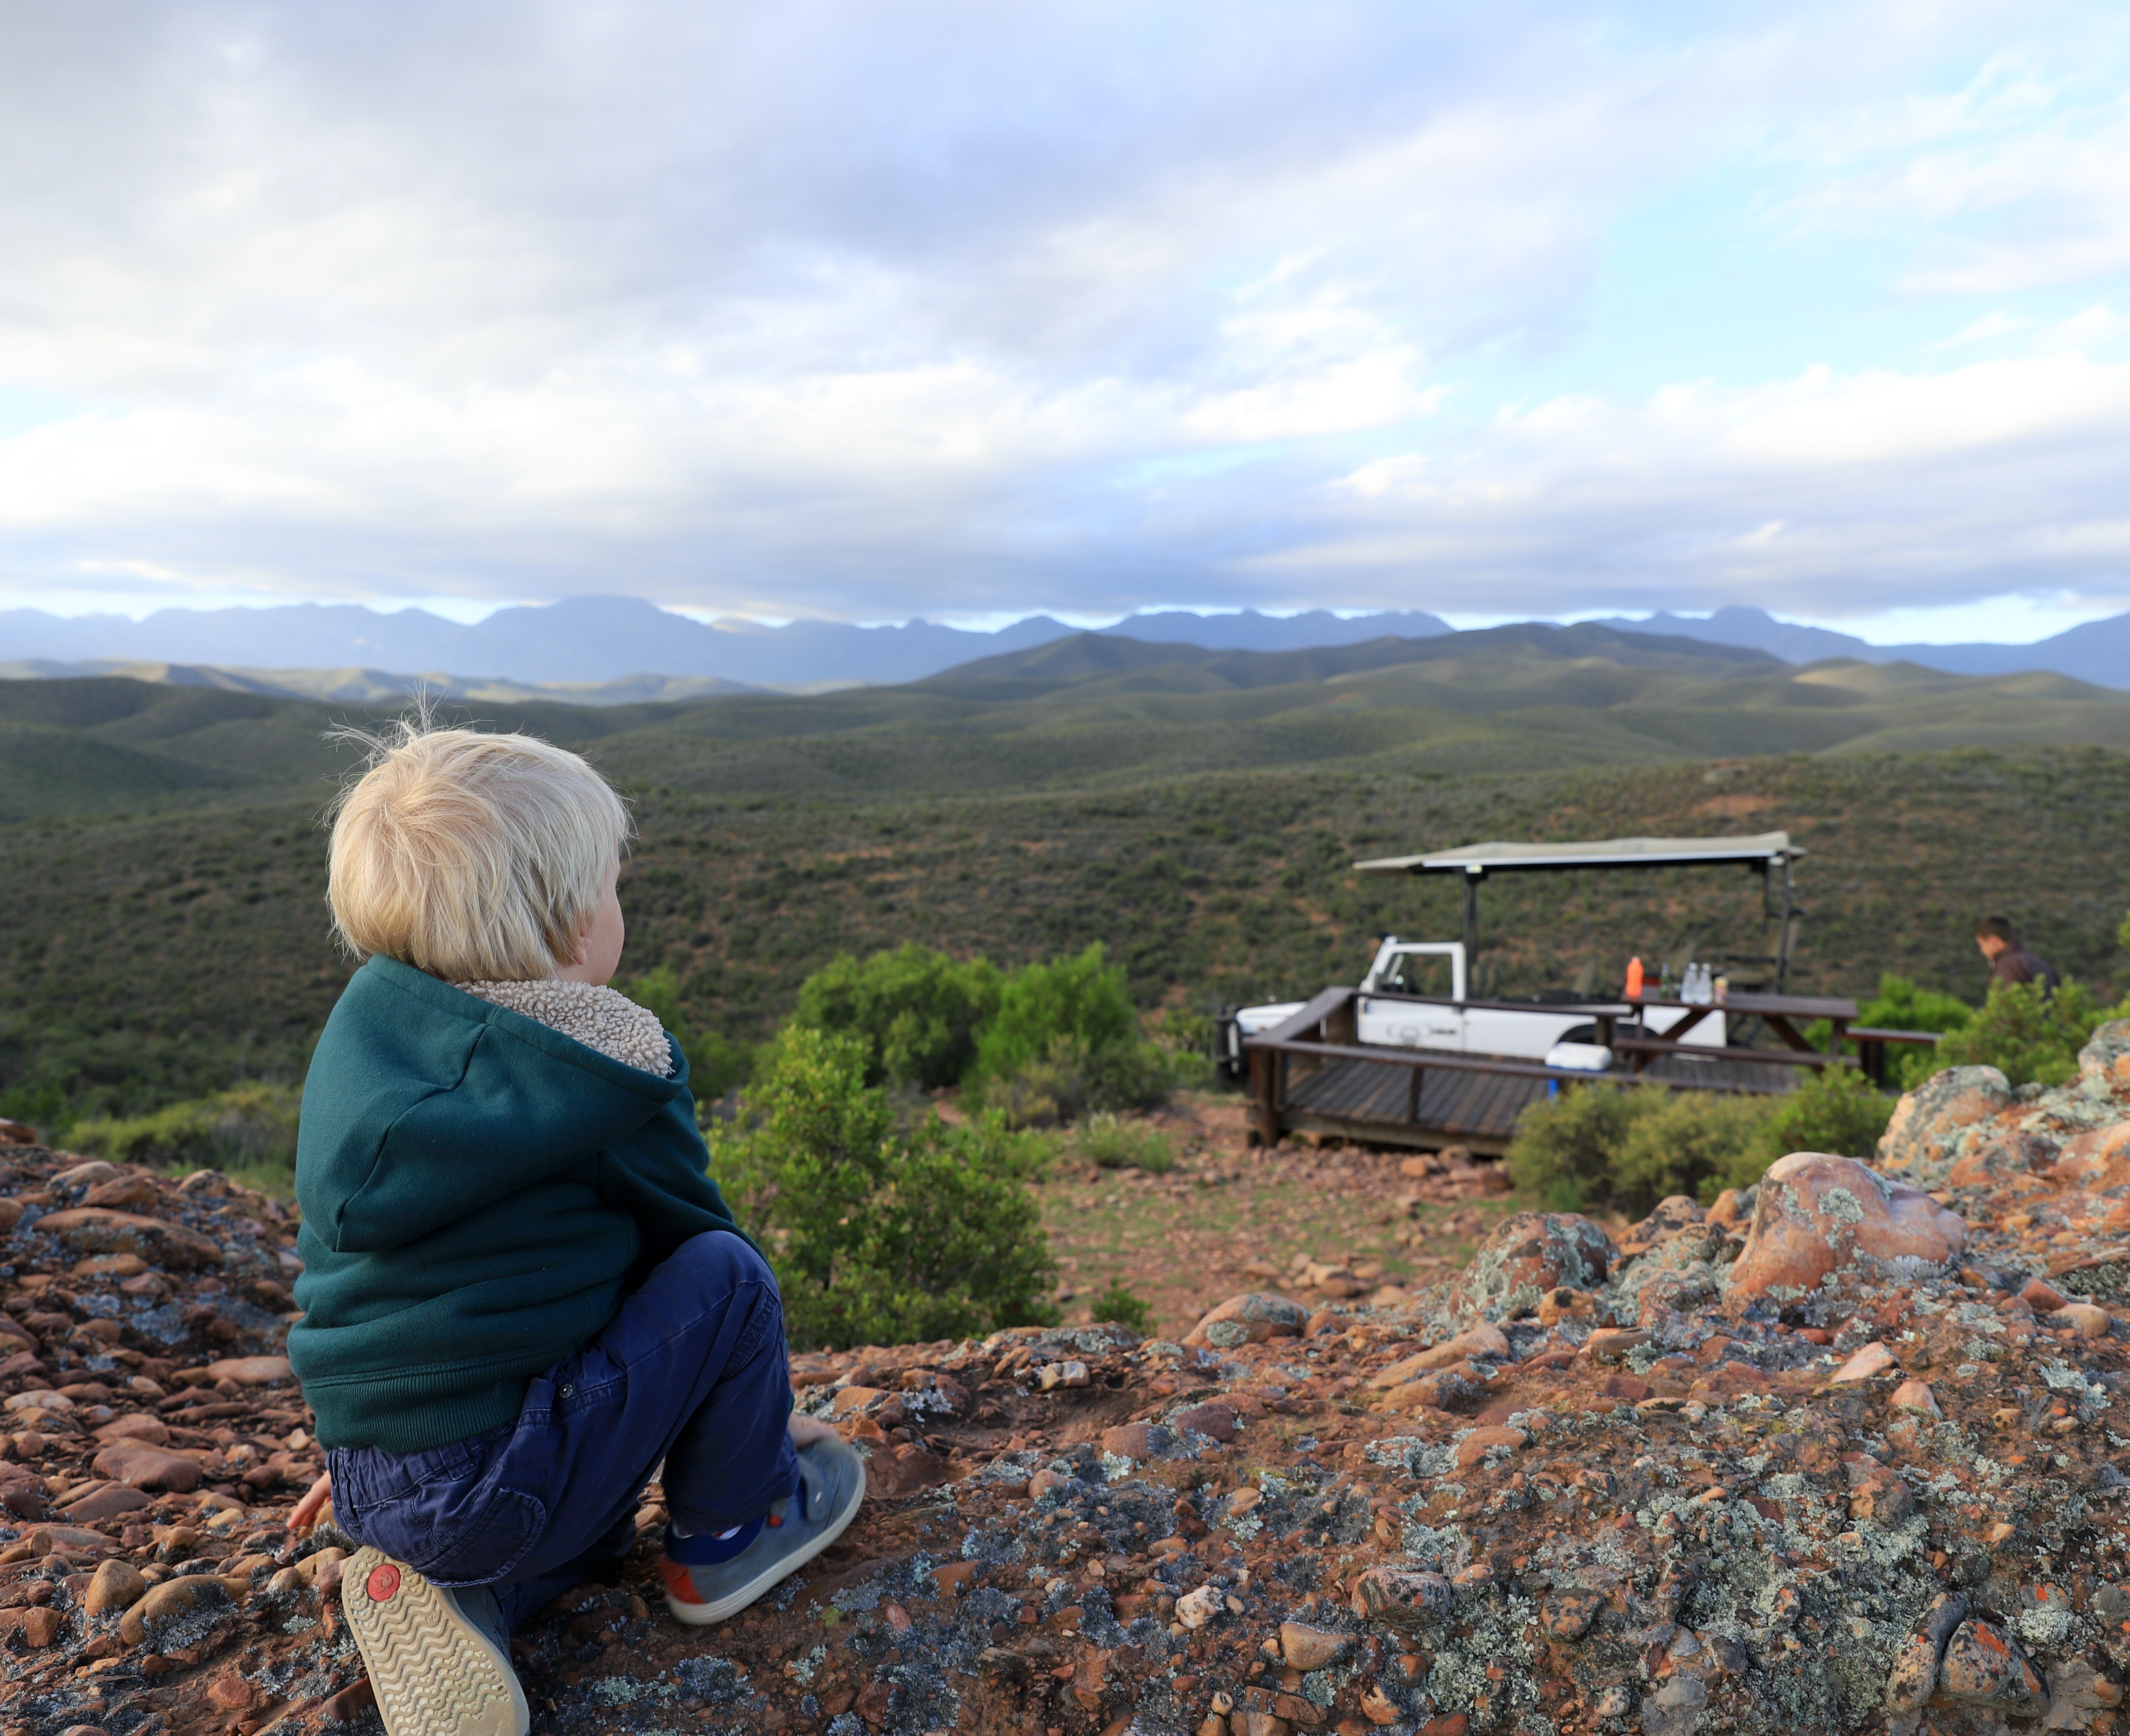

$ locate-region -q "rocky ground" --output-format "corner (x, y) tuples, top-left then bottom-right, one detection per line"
(1033, 1096), (1515, 1336)
(9, 1030), (2130, 1736)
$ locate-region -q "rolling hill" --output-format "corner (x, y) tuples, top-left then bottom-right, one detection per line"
(6, 622), (2130, 1131)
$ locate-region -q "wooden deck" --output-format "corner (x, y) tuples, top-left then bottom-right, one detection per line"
(1245, 985), (1812, 1153)
(1280, 1052), (1549, 1154)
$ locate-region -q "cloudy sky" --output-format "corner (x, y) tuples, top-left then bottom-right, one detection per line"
(5, 1), (2130, 637)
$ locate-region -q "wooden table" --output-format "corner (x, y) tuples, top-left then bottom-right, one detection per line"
(1598, 990), (1861, 1075)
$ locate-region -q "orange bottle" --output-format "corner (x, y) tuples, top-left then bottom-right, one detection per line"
(1625, 956), (1644, 999)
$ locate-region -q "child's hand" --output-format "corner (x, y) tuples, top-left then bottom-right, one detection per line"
(788, 1413), (840, 1450)
(290, 1471), (333, 1535)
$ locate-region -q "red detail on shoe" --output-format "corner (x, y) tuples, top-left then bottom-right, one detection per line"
(659, 1557), (705, 1605)
(766, 1512), (783, 1528)
(366, 1563), (401, 1603)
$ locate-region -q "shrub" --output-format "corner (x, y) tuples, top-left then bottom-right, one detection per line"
(1852, 973), (1975, 1091)
(1142, 1007), (1218, 1091)
(1935, 979), (2111, 1088)
(1508, 1063), (1904, 1217)
(791, 945), (1002, 1090)
(1762, 1064), (1896, 1165)
(1504, 1085), (1658, 1213)
(1609, 1090), (1776, 1212)
(971, 946), (1177, 1123)
(1089, 1279), (1154, 1334)
(1075, 1112), (1174, 1174)
(709, 1027), (1058, 1351)
(68, 1082), (303, 1197)
(974, 945), (1140, 1079)
(986, 1036), (1181, 1129)
(615, 966), (756, 1099)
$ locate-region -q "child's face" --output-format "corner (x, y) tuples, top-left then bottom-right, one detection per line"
(557, 858), (625, 985)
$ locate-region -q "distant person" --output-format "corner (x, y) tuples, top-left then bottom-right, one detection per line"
(1976, 914), (2059, 997)
(283, 721), (862, 1736)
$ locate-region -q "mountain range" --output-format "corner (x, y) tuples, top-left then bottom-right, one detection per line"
(0, 601), (1451, 691)
(4, 594), (2130, 695)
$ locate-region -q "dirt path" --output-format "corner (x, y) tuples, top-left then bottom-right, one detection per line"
(1032, 1091), (1527, 1338)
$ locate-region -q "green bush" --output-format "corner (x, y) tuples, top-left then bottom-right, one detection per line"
(1075, 1112), (1174, 1174)
(1845, 973), (1975, 1090)
(1089, 1279), (1154, 1334)
(615, 966), (756, 1100)
(709, 1027), (1058, 1351)
(967, 945), (1179, 1124)
(1507, 1071), (1895, 1216)
(974, 945), (1138, 1077)
(1762, 1064), (1896, 1165)
(982, 1035), (1179, 1128)
(791, 945), (1002, 1090)
(68, 1082), (303, 1197)
(1935, 979), (2112, 1088)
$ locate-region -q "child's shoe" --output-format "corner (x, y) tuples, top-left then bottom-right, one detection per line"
(343, 1547), (530, 1736)
(659, 1433), (866, 1624)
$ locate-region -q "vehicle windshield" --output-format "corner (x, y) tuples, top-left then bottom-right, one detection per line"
(1377, 952), (1453, 997)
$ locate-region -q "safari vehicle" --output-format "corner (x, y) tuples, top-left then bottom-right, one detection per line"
(1217, 832), (1804, 1082)
(1219, 935), (1724, 1077)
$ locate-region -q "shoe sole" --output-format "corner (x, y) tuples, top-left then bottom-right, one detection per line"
(343, 1547), (530, 1736)
(664, 1458), (868, 1625)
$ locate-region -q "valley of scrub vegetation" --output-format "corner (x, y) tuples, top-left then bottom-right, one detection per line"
(7, 738), (2130, 1132)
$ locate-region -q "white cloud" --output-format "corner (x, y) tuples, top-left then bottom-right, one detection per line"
(0, 0), (2126, 625)
(1933, 309), (2030, 347)
(1302, 348), (2130, 617)
(1772, 48), (2130, 297)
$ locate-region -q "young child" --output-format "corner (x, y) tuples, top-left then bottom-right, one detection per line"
(285, 722), (863, 1736)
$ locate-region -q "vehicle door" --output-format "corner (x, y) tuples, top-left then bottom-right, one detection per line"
(1358, 949), (1464, 1050)
(1463, 1005), (1593, 1061)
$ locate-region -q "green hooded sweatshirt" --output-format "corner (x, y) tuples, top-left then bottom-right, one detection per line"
(288, 956), (746, 1452)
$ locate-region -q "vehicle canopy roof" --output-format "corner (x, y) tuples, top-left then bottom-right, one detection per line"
(1354, 831), (1800, 876)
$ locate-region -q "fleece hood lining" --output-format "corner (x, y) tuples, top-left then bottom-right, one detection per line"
(452, 979), (673, 1077)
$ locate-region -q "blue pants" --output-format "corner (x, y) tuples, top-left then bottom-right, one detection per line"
(327, 1231), (799, 1630)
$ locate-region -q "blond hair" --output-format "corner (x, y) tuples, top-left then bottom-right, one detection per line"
(326, 719), (631, 982)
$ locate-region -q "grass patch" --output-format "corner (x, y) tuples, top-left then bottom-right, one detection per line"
(1075, 1112), (1175, 1173)
(1088, 1279), (1155, 1335)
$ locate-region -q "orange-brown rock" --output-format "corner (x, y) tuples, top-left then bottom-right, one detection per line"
(93, 1442), (203, 1492)
(1877, 1067), (2013, 1179)
(30, 1208), (222, 1269)
(1184, 1292), (1310, 1350)
(81, 1173), (163, 1211)
(62, 1482), (152, 1522)
(1453, 1213), (1615, 1318)
(93, 1414), (170, 1447)
(205, 1355), (293, 1386)
(1726, 1153), (1966, 1300)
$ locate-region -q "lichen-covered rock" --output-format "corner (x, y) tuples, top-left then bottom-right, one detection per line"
(1886, 1593), (1968, 1715)
(1452, 1211), (1615, 1320)
(1351, 1566), (1452, 1629)
(1184, 1292), (1309, 1350)
(30, 1206), (224, 1269)
(2082, 1019), (2130, 1089)
(2053, 1118), (2130, 1191)
(1619, 1195), (1706, 1252)
(1937, 1618), (2044, 1707)
(1878, 1066), (2013, 1182)
(1365, 1321), (1509, 1388)
(1726, 1152), (1967, 1300)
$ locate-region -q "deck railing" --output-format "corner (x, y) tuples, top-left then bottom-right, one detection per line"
(1241, 987), (1931, 1150)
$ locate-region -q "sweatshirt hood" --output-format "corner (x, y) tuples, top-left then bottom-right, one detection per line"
(297, 955), (686, 1255)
